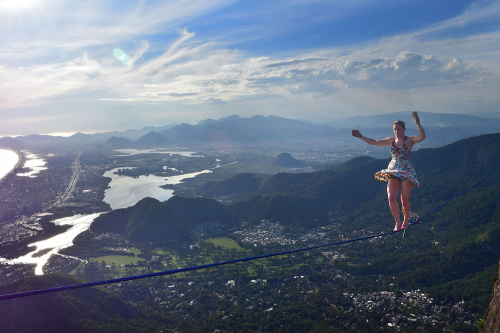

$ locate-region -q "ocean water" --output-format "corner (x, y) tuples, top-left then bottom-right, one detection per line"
(0, 149), (19, 180)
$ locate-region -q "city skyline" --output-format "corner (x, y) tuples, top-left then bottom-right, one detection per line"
(1, 0), (499, 136)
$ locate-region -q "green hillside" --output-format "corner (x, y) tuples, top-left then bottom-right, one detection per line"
(90, 196), (233, 242)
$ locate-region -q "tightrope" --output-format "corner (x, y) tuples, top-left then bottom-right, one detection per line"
(0, 167), (498, 301)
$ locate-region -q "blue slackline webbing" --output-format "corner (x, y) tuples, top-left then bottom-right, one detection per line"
(0, 167), (498, 301)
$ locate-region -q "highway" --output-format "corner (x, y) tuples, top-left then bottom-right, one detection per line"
(50, 152), (81, 208)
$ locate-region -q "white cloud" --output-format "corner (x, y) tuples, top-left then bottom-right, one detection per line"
(0, 0), (233, 57)
(106, 49), (486, 104)
(0, 28), (489, 111)
(0, 53), (102, 109)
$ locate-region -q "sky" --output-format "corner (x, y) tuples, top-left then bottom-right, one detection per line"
(0, 0), (499, 136)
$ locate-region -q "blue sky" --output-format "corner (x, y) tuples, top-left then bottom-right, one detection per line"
(0, 0), (499, 136)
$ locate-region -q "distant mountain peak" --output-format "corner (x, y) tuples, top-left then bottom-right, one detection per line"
(273, 152), (305, 167)
(106, 136), (133, 147)
(136, 131), (168, 145)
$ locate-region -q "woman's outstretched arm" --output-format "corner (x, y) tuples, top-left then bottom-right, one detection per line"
(352, 129), (392, 146)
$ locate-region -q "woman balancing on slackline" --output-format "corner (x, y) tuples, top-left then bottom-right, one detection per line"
(352, 111), (426, 232)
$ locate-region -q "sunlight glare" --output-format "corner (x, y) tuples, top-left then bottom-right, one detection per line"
(0, 0), (38, 10)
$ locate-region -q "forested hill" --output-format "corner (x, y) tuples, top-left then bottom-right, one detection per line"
(412, 132), (499, 176)
(90, 196), (233, 242)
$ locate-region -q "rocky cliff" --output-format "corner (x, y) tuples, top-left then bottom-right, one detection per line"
(483, 259), (500, 333)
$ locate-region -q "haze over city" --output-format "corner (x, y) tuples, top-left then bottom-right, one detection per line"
(1, 0), (499, 136)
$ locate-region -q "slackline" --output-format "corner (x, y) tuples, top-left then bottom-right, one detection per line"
(0, 167), (498, 301)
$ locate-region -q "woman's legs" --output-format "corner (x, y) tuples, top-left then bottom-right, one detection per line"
(400, 181), (414, 229)
(387, 178), (402, 231)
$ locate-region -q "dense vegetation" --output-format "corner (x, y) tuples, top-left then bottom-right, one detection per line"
(89, 196), (233, 242)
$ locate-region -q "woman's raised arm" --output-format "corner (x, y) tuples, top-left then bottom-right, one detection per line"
(408, 111), (426, 144)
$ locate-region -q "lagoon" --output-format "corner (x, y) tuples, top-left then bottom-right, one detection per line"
(3, 213), (102, 275)
(103, 167), (212, 209)
(113, 149), (199, 157)
(16, 152), (47, 178)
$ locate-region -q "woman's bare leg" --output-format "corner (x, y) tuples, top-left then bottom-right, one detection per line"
(387, 178), (402, 231)
(400, 181), (414, 229)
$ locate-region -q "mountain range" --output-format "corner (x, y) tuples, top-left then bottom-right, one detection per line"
(1, 113), (498, 150)
(330, 111), (500, 130)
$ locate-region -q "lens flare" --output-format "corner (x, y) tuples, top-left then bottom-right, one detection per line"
(113, 48), (131, 65)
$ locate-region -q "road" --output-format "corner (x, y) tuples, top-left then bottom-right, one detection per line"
(49, 152), (81, 208)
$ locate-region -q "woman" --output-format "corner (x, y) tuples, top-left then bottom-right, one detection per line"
(352, 111), (426, 232)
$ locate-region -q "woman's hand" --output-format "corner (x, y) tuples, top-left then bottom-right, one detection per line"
(412, 111), (420, 125)
(352, 129), (362, 138)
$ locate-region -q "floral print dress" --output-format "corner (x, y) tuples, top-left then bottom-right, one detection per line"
(374, 136), (419, 187)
